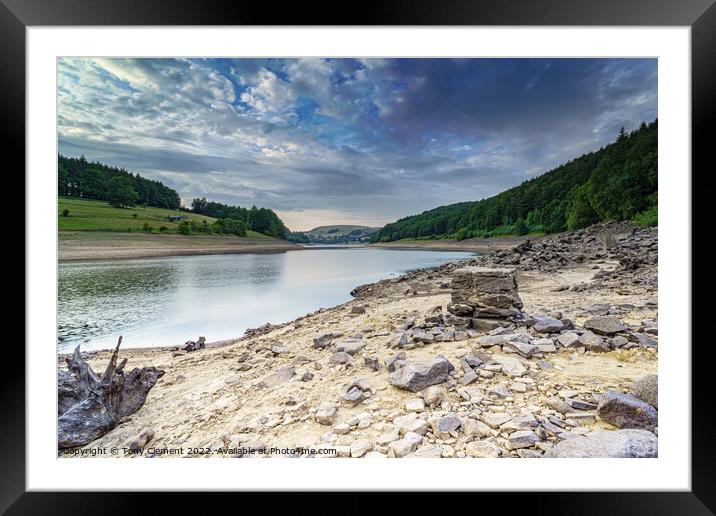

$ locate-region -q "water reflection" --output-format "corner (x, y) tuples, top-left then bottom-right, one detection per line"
(58, 248), (473, 353)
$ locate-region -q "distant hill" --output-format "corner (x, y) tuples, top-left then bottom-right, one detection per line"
(289, 225), (380, 244)
(372, 120), (657, 243)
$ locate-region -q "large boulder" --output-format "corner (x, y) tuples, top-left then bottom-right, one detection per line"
(544, 429), (658, 458)
(448, 267), (523, 319)
(598, 391), (658, 430)
(389, 355), (455, 392)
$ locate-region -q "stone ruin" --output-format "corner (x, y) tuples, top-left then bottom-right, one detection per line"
(447, 266), (525, 330)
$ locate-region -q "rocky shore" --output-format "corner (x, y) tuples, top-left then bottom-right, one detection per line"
(59, 222), (658, 458)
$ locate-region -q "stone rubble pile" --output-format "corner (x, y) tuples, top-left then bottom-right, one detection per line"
(271, 263), (658, 460)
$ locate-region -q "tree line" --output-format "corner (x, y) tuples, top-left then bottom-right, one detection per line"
(190, 197), (288, 239)
(58, 154), (181, 209)
(371, 120), (658, 242)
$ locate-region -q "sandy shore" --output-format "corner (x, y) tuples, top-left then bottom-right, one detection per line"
(370, 235), (544, 253)
(59, 248), (658, 458)
(58, 231), (304, 261)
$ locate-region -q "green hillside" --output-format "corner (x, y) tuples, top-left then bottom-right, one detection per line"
(58, 197), (217, 233)
(372, 120), (657, 242)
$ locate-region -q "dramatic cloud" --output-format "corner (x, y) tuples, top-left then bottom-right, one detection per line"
(58, 58), (657, 231)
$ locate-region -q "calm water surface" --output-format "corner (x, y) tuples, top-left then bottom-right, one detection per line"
(58, 248), (474, 353)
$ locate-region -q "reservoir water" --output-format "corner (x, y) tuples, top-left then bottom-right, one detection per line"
(58, 247), (474, 353)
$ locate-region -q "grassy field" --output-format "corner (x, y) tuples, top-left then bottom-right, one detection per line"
(57, 198), (298, 260)
(58, 197), (219, 233)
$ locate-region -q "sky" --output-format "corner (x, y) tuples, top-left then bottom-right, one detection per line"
(58, 58), (657, 232)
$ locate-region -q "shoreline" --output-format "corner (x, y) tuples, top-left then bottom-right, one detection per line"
(370, 234), (545, 253)
(58, 231), (305, 262)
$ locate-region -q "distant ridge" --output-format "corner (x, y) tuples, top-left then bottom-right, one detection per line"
(289, 225), (380, 244)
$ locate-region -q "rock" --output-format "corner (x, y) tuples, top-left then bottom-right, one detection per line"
(598, 391), (657, 430)
(313, 332), (342, 349)
(128, 427), (155, 453)
(546, 396), (572, 415)
(422, 385), (443, 406)
(632, 333), (658, 348)
(567, 412), (596, 425)
(631, 374), (658, 408)
(350, 439), (373, 458)
(533, 338), (557, 353)
(507, 430), (541, 449)
(388, 355), (455, 392)
(405, 399), (425, 412)
(557, 331), (580, 348)
(544, 429), (658, 458)
(301, 372), (314, 381)
(470, 318), (504, 332)
(348, 377), (374, 393)
(465, 440), (502, 458)
(364, 356), (381, 371)
(390, 333), (409, 349)
(407, 445), (444, 458)
(335, 338), (367, 355)
(611, 335), (629, 348)
(350, 306), (366, 315)
(567, 398), (598, 411)
(487, 385), (512, 399)
(482, 412), (512, 429)
(500, 413), (538, 432)
(463, 418), (493, 438)
(329, 351), (354, 365)
(461, 369), (479, 385)
(462, 353), (483, 369)
(333, 423), (351, 435)
(394, 415), (428, 436)
(386, 351), (407, 373)
(532, 316), (564, 333)
(343, 386), (366, 406)
(511, 382), (528, 393)
(315, 403), (338, 425)
(388, 432), (423, 458)
(578, 331), (607, 352)
(434, 328), (456, 342)
(477, 333), (524, 346)
(501, 360), (527, 377)
(260, 367), (295, 388)
(183, 336), (206, 352)
(449, 267), (523, 318)
(584, 317), (628, 336)
(447, 303), (473, 316)
(432, 413), (462, 434)
(270, 343), (288, 355)
(504, 341), (538, 357)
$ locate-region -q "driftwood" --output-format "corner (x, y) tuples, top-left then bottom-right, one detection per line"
(58, 337), (164, 449)
(183, 336), (206, 352)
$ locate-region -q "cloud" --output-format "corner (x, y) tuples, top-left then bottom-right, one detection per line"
(58, 57), (657, 231)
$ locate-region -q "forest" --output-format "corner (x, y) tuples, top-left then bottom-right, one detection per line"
(58, 155), (181, 209)
(190, 198), (288, 239)
(371, 120), (658, 242)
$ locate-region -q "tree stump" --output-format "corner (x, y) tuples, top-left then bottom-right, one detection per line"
(58, 337), (164, 449)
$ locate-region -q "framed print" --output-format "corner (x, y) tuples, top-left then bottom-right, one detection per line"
(6, 0), (713, 512)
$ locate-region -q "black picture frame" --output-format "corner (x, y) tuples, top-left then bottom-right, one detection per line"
(5, 0), (711, 512)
